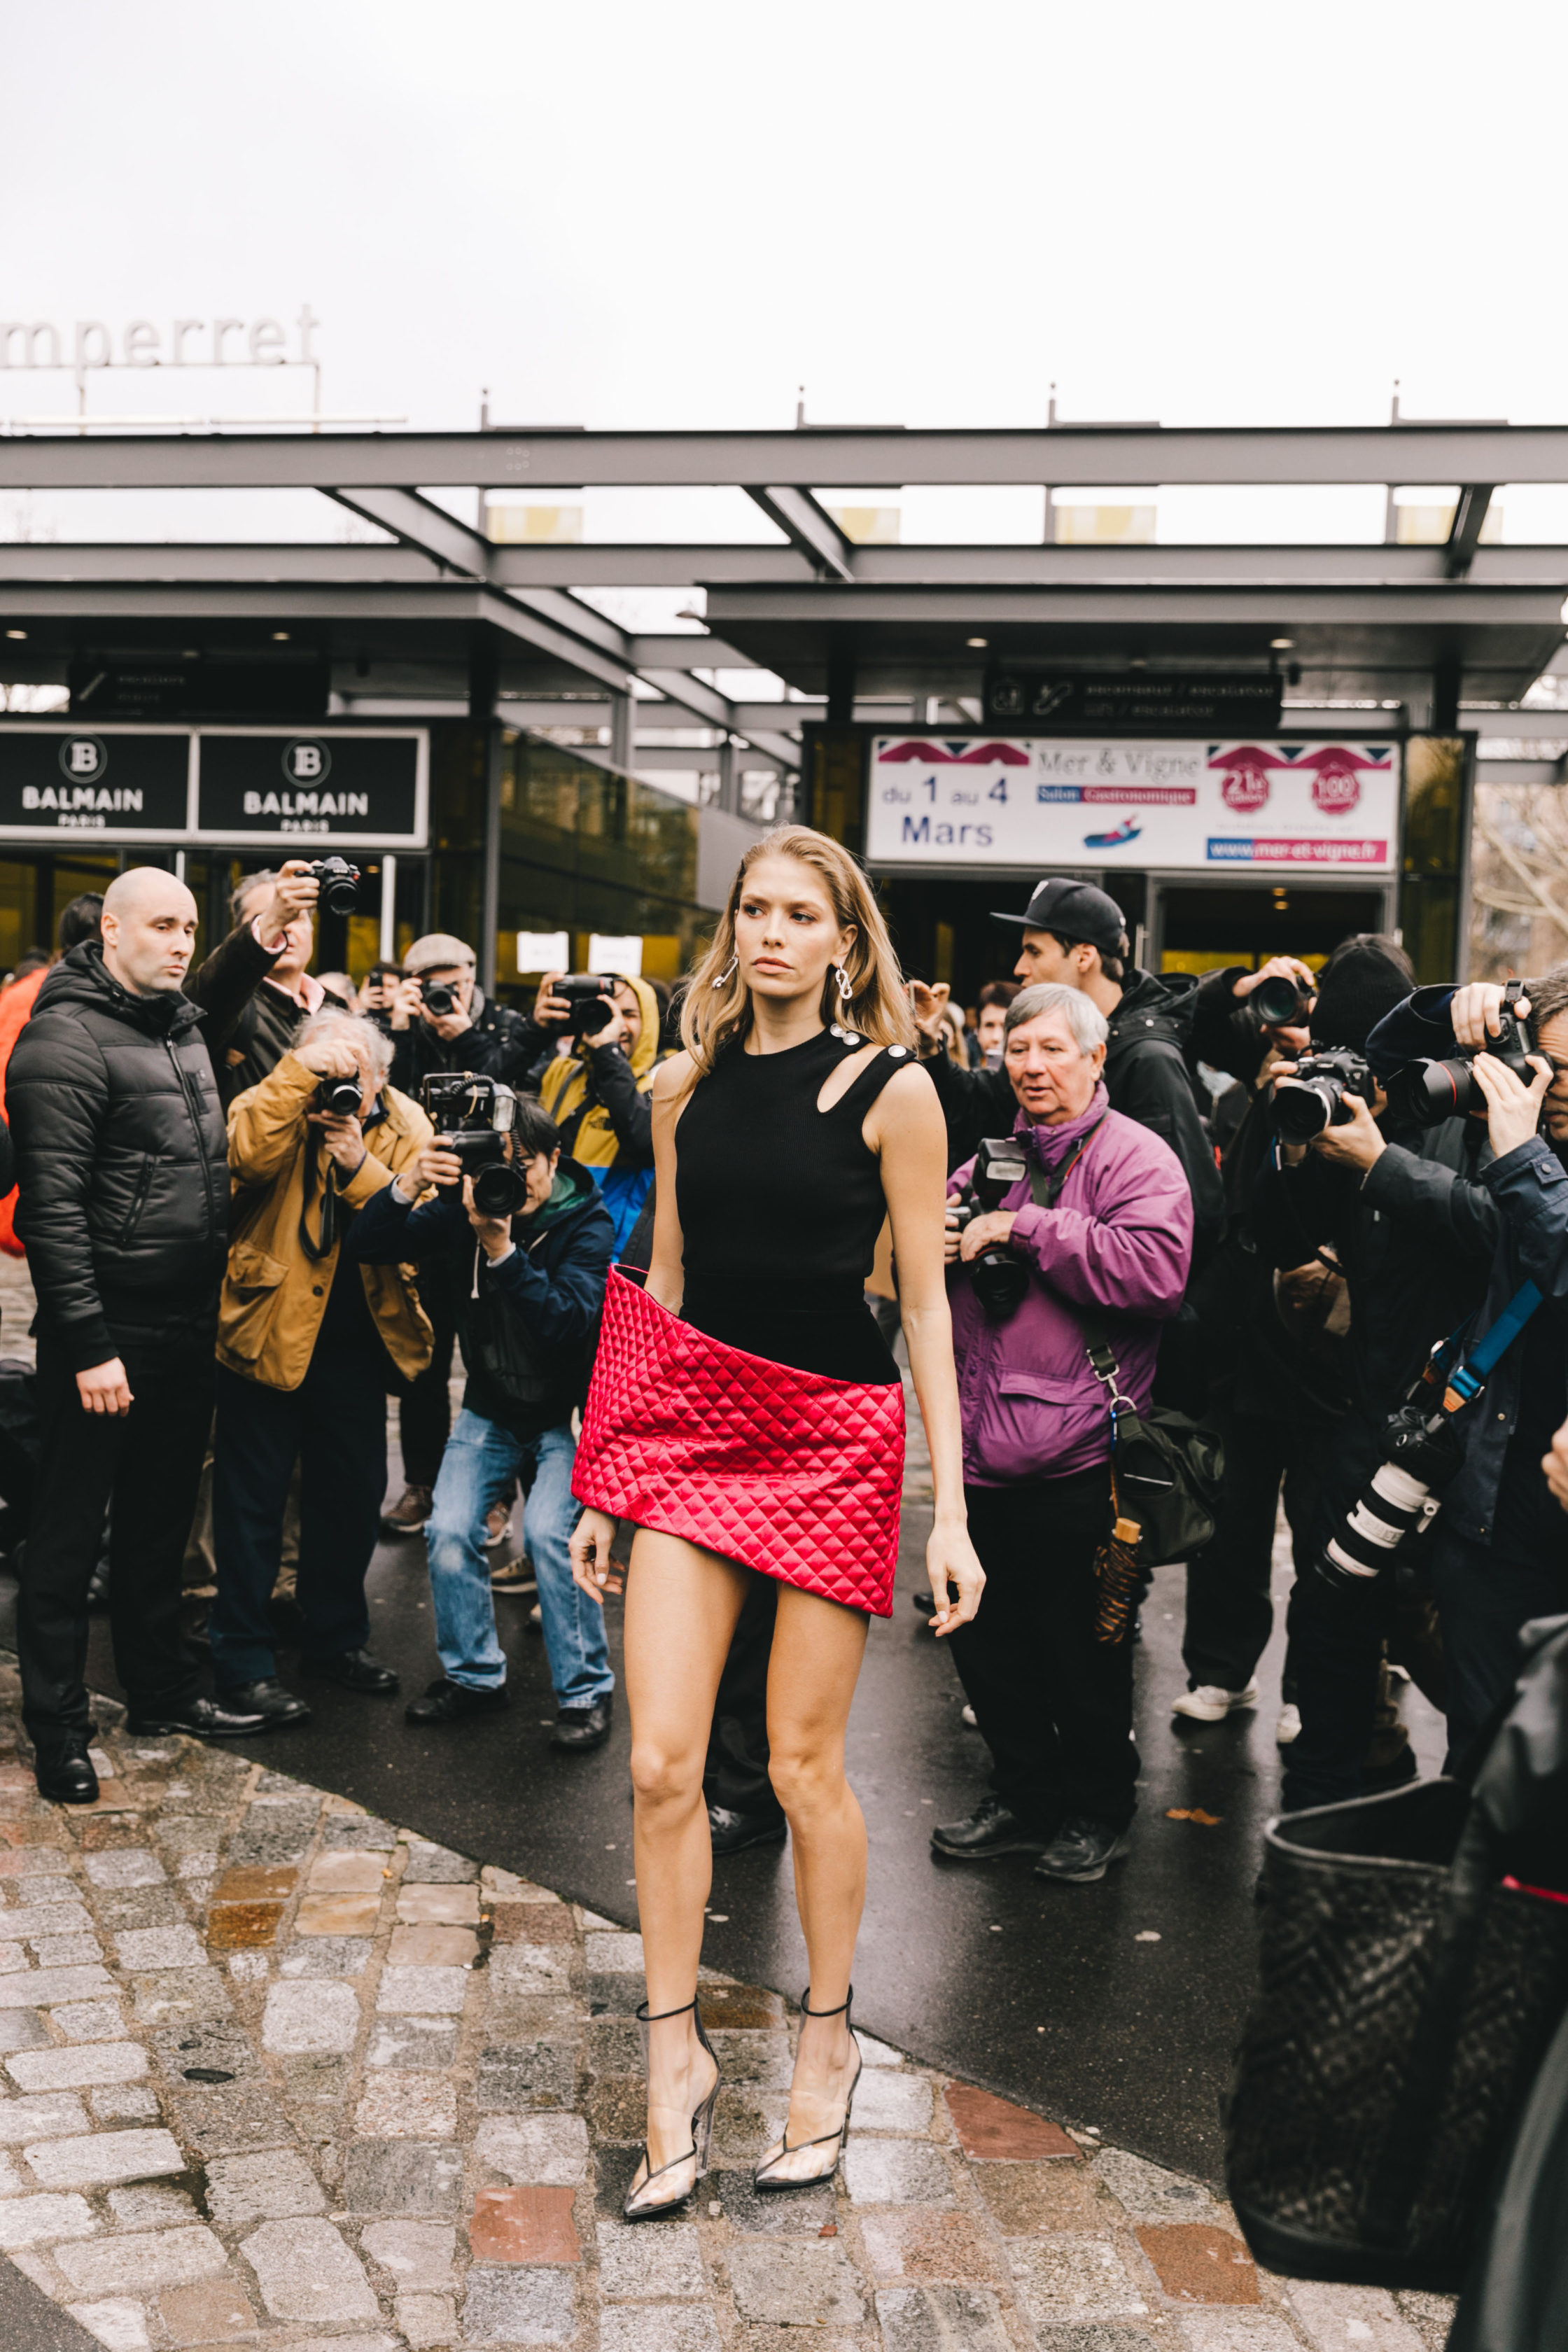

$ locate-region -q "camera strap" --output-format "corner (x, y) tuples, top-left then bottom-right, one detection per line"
(1441, 1279), (1544, 1409)
(298, 1130), (338, 1264)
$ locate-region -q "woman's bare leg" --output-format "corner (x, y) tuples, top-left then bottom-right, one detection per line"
(623, 1529), (750, 2192)
(760, 1585), (869, 2176)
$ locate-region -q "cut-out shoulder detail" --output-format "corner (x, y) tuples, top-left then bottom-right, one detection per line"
(815, 1043), (878, 1114)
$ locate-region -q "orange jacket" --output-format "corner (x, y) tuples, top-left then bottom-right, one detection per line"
(0, 965), (47, 1257)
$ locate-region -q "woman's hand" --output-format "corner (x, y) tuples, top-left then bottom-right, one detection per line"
(925, 1520), (984, 1637)
(1471, 1049), (1552, 1159)
(958, 1209), (1016, 1262)
(570, 1509), (624, 1606)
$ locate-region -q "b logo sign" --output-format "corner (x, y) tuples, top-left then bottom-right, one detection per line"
(283, 738), (332, 785)
(59, 736), (107, 783)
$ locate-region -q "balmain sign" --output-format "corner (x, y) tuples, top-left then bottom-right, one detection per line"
(0, 727), (426, 846)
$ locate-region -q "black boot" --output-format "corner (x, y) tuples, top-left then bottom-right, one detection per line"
(708, 1802), (788, 1856)
(125, 1695), (269, 1740)
(301, 1648), (399, 1694)
(405, 1678), (508, 1726)
(930, 1794), (1048, 1860)
(218, 1679), (310, 1728)
(552, 1696), (612, 1751)
(34, 1740), (99, 1805)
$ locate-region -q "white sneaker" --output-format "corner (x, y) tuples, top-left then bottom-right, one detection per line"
(1276, 1703), (1303, 1745)
(1171, 1680), (1260, 1723)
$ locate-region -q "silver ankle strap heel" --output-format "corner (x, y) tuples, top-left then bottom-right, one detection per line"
(753, 1987), (862, 2192)
(624, 1996), (722, 2222)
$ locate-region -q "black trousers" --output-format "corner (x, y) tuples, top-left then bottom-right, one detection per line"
(704, 1572), (780, 1816)
(19, 1323), (213, 1754)
(1280, 1410), (1401, 1812)
(1432, 1523), (1568, 1770)
(948, 1469), (1137, 1832)
(209, 1339), (389, 1686)
(1181, 1405), (1328, 1695)
(398, 1289), (456, 1490)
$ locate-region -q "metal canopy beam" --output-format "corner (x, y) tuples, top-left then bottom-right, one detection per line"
(326, 486), (486, 575)
(702, 582), (1568, 629)
(745, 486), (853, 580)
(1446, 486), (1494, 579)
(12, 422), (1568, 491)
(6, 540), (1568, 594)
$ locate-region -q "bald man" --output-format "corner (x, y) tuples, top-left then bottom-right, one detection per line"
(7, 867), (264, 1800)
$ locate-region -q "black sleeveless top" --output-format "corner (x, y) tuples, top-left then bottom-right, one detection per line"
(674, 1028), (916, 1385)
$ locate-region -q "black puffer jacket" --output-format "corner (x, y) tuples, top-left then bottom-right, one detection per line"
(387, 987), (533, 1103)
(9, 944), (228, 1367)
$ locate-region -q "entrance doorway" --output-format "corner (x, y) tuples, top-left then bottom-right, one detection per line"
(1152, 878), (1396, 979)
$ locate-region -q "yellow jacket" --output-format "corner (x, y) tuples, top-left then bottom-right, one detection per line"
(218, 1051), (434, 1392)
(538, 972), (662, 1164)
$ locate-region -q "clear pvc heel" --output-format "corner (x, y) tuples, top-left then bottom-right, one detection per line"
(624, 1996), (722, 2222)
(753, 1987), (862, 2192)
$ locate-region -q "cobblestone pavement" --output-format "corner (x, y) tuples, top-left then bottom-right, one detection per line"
(0, 1659), (1457, 2352)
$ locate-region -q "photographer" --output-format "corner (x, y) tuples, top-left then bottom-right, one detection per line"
(909, 882), (1222, 1260)
(208, 1010), (434, 1723)
(1252, 942), (1502, 1807)
(1172, 951), (1353, 1734)
(526, 970), (671, 1253)
(1363, 969), (1568, 1760)
(379, 933), (530, 1533)
(7, 869), (268, 1800)
(210, 862), (348, 1107)
(929, 982), (1192, 1883)
(346, 1093), (616, 1747)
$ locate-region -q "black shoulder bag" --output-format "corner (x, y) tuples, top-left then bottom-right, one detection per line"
(1026, 1141), (1222, 1632)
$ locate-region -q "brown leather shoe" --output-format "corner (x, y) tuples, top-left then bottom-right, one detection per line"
(382, 1485), (433, 1535)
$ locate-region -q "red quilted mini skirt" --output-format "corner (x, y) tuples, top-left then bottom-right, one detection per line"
(572, 1268), (904, 1616)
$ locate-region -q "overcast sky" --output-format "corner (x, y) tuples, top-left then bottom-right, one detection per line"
(4, 0), (1567, 550)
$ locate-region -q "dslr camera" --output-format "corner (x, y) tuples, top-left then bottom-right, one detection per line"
(1383, 980), (1536, 1128)
(421, 1074), (528, 1218)
(949, 1135), (1030, 1318)
(554, 974), (619, 1037)
(307, 856), (360, 917)
(1270, 1048), (1375, 1142)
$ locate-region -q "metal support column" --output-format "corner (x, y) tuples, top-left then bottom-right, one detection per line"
(1432, 652), (1462, 733)
(718, 736), (739, 815)
(479, 726), (501, 996)
(610, 693), (635, 771)
(379, 854), (397, 962)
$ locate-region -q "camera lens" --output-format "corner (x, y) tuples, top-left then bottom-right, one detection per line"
(1253, 974), (1308, 1028)
(471, 1161), (525, 1217)
(318, 1077), (360, 1117)
(1272, 1081), (1334, 1142)
(422, 981), (456, 1016)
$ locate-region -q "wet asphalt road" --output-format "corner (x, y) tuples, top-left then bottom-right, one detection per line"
(83, 1481), (1446, 2185)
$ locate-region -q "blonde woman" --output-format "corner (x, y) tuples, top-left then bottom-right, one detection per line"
(570, 825), (983, 2219)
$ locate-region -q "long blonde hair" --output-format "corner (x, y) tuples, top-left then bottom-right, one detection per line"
(680, 825), (916, 1078)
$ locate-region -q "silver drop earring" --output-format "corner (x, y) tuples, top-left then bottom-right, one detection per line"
(830, 962), (857, 1042)
(711, 953), (738, 990)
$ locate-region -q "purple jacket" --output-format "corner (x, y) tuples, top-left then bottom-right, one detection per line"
(948, 1082), (1194, 1485)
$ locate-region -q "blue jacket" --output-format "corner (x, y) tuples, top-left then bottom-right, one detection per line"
(1366, 986), (1568, 1542)
(348, 1156), (613, 1441)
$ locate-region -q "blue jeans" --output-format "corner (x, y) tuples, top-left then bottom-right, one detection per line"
(425, 1411), (612, 1709)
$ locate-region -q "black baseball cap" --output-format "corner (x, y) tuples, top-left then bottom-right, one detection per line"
(992, 876), (1127, 954)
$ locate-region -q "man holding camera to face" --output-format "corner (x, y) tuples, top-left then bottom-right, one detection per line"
(378, 934), (531, 1534)
(1354, 968), (1568, 1765)
(347, 1086), (617, 1746)
(525, 970), (670, 1254)
(207, 1009), (434, 1723)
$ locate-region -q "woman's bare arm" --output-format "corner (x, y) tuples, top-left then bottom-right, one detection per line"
(644, 1052), (694, 1312)
(869, 1063), (985, 1634)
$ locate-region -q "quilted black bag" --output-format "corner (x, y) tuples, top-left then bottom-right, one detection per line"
(1226, 1625), (1568, 2294)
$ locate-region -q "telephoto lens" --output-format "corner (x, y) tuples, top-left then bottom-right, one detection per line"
(1314, 1404), (1465, 1593)
(1382, 1004), (1538, 1128)
(315, 1074), (362, 1117)
(307, 856), (360, 916)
